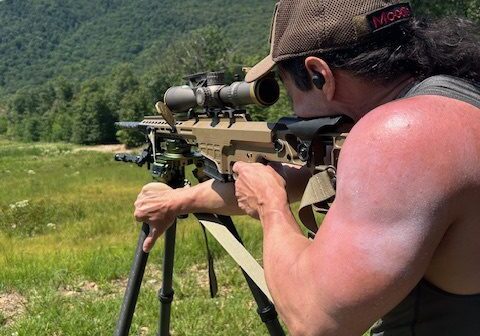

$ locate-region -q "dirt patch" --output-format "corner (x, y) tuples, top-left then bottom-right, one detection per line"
(56, 262), (235, 302)
(57, 269), (161, 301)
(109, 278), (128, 293)
(189, 264), (210, 290)
(0, 292), (27, 327)
(58, 281), (100, 297)
(188, 263), (235, 297)
(139, 326), (150, 335)
(73, 144), (137, 153)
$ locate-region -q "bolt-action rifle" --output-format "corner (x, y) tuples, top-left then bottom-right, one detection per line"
(115, 71), (349, 182)
(113, 70), (350, 336)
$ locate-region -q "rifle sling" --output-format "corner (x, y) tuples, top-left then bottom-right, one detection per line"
(200, 224), (219, 298)
(298, 168), (336, 233)
(194, 213), (273, 302)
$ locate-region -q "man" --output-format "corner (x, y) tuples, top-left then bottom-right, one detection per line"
(134, 1), (480, 335)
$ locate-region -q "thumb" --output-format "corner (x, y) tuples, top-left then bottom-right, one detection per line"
(143, 226), (161, 253)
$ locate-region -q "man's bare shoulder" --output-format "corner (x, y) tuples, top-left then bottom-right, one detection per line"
(355, 94), (480, 135)
(345, 94), (480, 159)
(336, 94), (480, 224)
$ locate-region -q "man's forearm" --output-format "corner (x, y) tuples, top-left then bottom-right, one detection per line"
(260, 205), (309, 302)
(173, 179), (244, 216)
(260, 205), (337, 335)
(171, 164), (310, 216)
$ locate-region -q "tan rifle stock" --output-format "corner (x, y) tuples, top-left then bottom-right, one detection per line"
(138, 113), (348, 182)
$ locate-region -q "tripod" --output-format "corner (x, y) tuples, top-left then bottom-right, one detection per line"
(114, 139), (285, 336)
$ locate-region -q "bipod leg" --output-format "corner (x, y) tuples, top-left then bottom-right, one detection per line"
(157, 221), (177, 336)
(115, 223), (150, 336)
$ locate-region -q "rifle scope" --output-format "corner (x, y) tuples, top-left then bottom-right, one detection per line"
(164, 72), (280, 113)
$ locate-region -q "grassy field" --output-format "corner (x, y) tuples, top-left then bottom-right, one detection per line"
(0, 139), (272, 335)
(0, 139), (372, 336)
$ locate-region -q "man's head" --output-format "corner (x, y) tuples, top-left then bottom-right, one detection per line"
(246, 1), (417, 119)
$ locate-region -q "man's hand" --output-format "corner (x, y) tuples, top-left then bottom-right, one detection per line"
(134, 182), (179, 252)
(232, 162), (288, 219)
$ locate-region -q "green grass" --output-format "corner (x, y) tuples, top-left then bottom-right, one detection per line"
(0, 139), (371, 335)
(0, 140), (274, 335)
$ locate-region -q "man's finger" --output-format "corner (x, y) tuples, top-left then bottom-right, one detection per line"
(268, 162), (287, 180)
(143, 226), (161, 253)
(232, 161), (244, 173)
(268, 161), (283, 172)
(134, 209), (145, 222)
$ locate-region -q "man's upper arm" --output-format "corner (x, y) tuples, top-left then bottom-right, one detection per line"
(300, 104), (455, 333)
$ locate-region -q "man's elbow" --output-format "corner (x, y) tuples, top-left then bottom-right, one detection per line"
(283, 313), (339, 336)
(288, 323), (317, 336)
(287, 323), (334, 336)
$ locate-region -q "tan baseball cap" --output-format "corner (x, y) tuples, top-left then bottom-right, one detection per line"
(245, 0), (413, 83)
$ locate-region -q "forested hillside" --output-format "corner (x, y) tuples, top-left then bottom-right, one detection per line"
(0, 0), (478, 145)
(0, 0), (274, 93)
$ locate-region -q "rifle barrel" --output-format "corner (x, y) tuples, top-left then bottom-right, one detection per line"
(115, 121), (141, 129)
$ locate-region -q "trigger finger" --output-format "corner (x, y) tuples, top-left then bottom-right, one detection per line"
(268, 162), (287, 180)
(268, 161), (283, 171)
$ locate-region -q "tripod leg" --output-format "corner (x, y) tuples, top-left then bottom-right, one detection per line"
(217, 215), (285, 336)
(115, 223), (150, 336)
(157, 221), (177, 336)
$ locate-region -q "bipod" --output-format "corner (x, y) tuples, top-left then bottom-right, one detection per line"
(114, 140), (285, 336)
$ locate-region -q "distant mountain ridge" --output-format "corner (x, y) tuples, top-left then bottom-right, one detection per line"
(0, 0), (274, 95)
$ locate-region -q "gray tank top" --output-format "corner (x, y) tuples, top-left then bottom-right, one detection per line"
(370, 75), (480, 336)
(402, 75), (480, 108)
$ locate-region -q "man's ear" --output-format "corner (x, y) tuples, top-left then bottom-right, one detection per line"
(305, 56), (335, 101)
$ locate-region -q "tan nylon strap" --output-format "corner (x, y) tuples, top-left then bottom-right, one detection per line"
(298, 169), (336, 233)
(195, 214), (273, 302)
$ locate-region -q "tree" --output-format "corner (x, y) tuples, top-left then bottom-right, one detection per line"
(0, 115), (7, 134)
(411, 0), (480, 21)
(71, 80), (117, 144)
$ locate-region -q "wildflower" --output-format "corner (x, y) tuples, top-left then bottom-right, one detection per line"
(9, 200), (29, 209)
(16, 200), (29, 208)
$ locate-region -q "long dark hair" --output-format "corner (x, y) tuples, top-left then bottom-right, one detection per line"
(279, 17), (480, 91)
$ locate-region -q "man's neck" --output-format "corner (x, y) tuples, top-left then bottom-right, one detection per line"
(335, 73), (416, 121)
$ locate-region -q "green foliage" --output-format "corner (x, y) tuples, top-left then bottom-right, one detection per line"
(142, 25), (236, 103)
(0, 199), (85, 238)
(71, 81), (117, 144)
(0, 0), (274, 95)
(411, 0), (480, 20)
(0, 115), (7, 134)
(1, 1), (478, 145)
